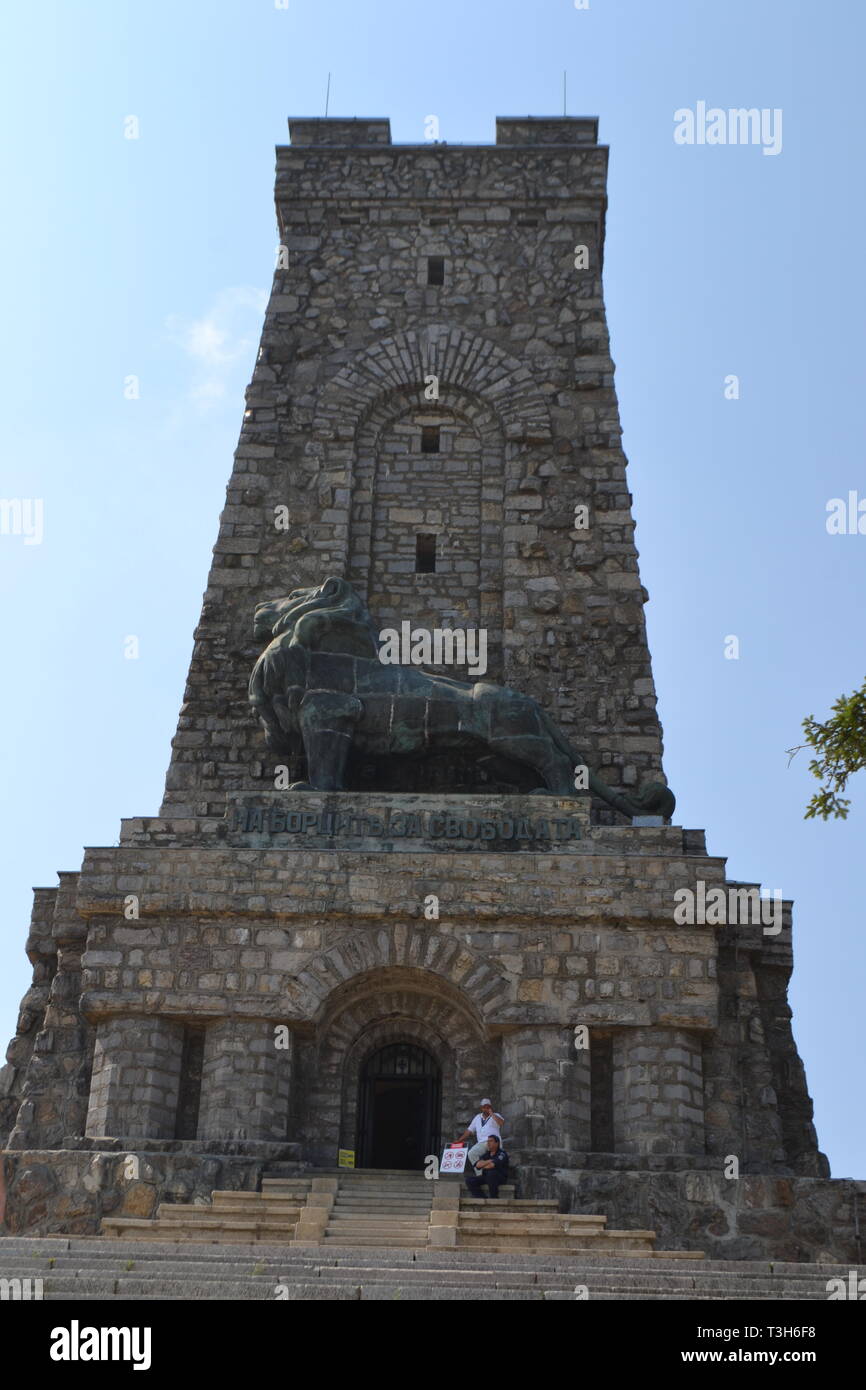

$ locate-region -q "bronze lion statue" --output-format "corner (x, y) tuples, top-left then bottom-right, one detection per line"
(248, 576), (675, 820)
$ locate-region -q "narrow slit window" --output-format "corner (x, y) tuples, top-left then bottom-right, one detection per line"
(589, 1032), (614, 1153)
(174, 1025), (206, 1141)
(416, 534), (437, 573)
(421, 425), (440, 454)
(427, 256), (445, 286)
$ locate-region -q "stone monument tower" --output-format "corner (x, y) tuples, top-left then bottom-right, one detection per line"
(2, 117), (860, 1260)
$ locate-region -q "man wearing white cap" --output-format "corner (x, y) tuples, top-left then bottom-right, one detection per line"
(453, 1099), (505, 1173)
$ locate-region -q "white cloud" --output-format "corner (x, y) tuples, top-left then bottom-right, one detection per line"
(166, 287), (268, 410)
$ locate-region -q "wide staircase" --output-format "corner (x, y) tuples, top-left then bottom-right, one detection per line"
(99, 1169), (696, 1257)
(1, 1237), (859, 1300)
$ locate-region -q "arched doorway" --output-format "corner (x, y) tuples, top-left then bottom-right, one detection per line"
(357, 1042), (441, 1169)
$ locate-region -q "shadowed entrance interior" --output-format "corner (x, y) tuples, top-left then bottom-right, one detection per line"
(357, 1042), (441, 1169)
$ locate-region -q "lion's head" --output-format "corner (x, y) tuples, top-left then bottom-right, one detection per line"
(253, 576), (378, 659)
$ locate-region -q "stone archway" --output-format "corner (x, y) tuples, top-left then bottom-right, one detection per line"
(305, 325), (552, 578)
(296, 966), (500, 1168)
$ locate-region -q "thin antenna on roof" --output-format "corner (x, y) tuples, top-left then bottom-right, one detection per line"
(325, 72), (331, 117)
(563, 71), (567, 116)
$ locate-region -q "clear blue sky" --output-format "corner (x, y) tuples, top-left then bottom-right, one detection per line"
(1, 0), (864, 1175)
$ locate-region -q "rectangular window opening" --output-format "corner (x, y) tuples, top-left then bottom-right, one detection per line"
(590, 1032), (615, 1154)
(427, 256), (445, 286)
(421, 425), (440, 454)
(416, 534), (437, 574)
(174, 1025), (206, 1141)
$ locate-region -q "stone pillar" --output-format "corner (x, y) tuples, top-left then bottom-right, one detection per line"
(612, 1027), (705, 1155)
(704, 939), (787, 1168)
(197, 1019), (291, 1142)
(499, 1026), (590, 1167)
(85, 1016), (184, 1139)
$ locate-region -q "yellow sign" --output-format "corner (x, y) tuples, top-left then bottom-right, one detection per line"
(337, 1149), (355, 1168)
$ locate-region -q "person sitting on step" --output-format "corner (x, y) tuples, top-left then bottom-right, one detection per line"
(454, 1097), (505, 1172)
(465, 1135), (509, 1200)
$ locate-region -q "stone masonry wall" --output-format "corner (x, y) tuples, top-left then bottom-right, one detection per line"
(159, 116), (667, 819)
(0, 793), (818, 1178)
(0, 1147), (299, 1238)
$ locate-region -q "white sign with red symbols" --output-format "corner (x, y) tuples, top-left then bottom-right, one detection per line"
(440, 1145), (468, 1173)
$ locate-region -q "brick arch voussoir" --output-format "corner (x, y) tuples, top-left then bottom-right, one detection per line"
(322, 988), (481, 1093)
(312, 326), (551, 444)
(315, 961), (497, 1039)
(341, 1013), (461, 1091)
(356, 382), (505, 455)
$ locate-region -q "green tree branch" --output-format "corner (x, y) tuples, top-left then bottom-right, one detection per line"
(790, 676), (866, 819)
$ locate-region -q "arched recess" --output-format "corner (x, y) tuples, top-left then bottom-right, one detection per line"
(348, 385), (505, 683)
(295, 965), (502, 1167)
(307, 326), (552, 578)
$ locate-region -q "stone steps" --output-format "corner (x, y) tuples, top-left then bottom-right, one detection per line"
(1, 1253), (763, 1284)
(321, 1238), (428, 1248)
(0, 1269), (840, 1298)
(315, 1170), (435, 1248)
(0, 1235), (856, 1300)
(0, 1268), (833, 1296)
(4, 1284), (832, 1302)
(257, 1184), (311, 1195)
(334, 1195), (433, 1205)
(460, 1197), (560, 1209)
(4, 1236), (855, 1276)
(332, 1195), (432, 1205)
(101, 1182), (313, 1243)
(329, 1218), (431, 1229)
(6, 1238), (860, 1272)
(458, 1210), (606, 1226)
(0, 1255), (643, 1282)
(327, 1221), (431, 1232)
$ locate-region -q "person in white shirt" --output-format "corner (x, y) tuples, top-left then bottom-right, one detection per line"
(454, 1098), (505, 1173)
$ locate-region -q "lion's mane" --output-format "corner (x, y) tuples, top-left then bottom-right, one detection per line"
(253, 576), (379, 656)
(249, 577), (379, 750)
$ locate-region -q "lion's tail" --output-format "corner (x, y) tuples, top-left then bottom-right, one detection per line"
(537, 706), (676, 821)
